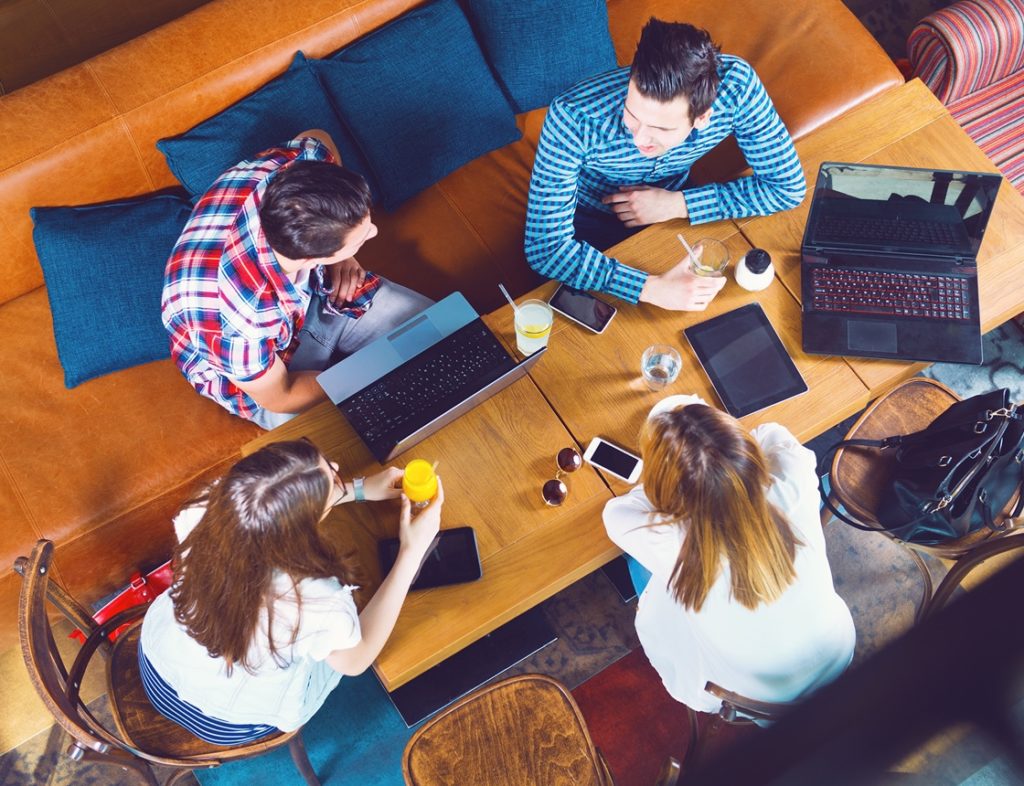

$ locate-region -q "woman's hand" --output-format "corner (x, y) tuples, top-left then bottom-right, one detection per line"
(398, 477), (444, 561)
(363, 467), (403, 501)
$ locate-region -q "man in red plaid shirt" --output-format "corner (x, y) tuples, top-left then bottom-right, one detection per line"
(162, 131), (431, 429)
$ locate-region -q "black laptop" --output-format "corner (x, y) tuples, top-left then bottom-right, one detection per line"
(801, 162), (1002, 364)
(316, 292), (544, 463)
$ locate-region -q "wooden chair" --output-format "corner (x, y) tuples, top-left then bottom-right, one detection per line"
(15, 539), (321, 786)
(821, 377), (1024, 620)
(402, 673), (680, 786)
(681, 680), (794, 778)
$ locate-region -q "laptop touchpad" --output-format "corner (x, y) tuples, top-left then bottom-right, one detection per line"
(848, 320), (898, 354)
(388, 314), (443, 360)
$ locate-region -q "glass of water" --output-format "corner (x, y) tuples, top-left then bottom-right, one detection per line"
(641, 345), (682, 391)
(514, 299), (554, 355)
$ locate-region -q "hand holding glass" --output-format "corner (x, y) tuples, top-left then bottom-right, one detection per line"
(681, 236), (729, 277)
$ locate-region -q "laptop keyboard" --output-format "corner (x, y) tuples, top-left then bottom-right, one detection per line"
(810, 268), (972, 321)
(341, 322), (515, 447)
(816, 214), (961, 246)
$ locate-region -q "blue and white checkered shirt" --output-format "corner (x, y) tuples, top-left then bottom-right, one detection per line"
(525, 57), (806, 303)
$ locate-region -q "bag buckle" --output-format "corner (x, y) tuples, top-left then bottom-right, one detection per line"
(990, 407), (1013, 418)
(937, 455), (953, 467)
(935, 495), (953, 511)
(974, 422), (988, 434)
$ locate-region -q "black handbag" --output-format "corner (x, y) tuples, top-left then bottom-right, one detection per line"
(819, 388), (1024, 545)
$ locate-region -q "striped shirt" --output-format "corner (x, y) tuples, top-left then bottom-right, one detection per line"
(161, 137), (380, 421)
(525, 58), (806, 303)
(138, 649), (277, 745)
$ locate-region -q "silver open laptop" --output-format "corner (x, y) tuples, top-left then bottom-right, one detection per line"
(317, 291), (545, 462)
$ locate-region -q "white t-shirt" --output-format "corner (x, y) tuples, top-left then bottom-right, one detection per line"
(603, 395), (856, 714)
(140, 505), (361, 731)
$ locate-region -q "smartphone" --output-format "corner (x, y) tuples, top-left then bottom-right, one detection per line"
(548, 284), (617, 334)
(584, 437), (643, 483)
(378, 526), (482, 590)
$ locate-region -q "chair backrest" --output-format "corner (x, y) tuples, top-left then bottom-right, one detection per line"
(828, 377), (1023, 560)
(705, 682), (795, 724)
(403, 674), (610, 786)
(16, 539), (121, 755)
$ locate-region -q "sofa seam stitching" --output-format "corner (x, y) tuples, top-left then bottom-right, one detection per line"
(0, 449), (45, 544)
(433, 182), (498, 258)
(0, 0), (396, 177)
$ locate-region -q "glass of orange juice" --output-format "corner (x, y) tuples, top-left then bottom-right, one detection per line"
(403, 459), (438, 511)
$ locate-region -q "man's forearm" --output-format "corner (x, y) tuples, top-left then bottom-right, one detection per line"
(273, 369), (328, 414)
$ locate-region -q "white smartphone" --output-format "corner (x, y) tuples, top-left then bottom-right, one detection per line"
(548, 284), (617, 334)
(584, 437), (643, 483)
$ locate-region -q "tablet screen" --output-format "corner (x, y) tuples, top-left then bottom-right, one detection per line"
(684, 304), (807, 418)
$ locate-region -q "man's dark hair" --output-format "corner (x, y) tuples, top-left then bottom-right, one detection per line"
(630, 18), (722, 121)
(259, 161), (372, 259)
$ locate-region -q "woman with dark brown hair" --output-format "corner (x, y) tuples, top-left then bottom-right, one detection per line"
(603, 395), (854, 716)
(139, 439), (443, 744)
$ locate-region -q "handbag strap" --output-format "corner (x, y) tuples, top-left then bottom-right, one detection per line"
(816, 438), (916, 533)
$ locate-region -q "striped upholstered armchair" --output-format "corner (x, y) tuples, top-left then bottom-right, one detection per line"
(908, 0), (1024, 195)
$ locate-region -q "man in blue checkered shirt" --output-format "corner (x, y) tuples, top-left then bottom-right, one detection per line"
(525, 19), (806, 311)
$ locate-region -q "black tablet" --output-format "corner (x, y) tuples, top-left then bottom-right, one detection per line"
(683, 303), (808, 418)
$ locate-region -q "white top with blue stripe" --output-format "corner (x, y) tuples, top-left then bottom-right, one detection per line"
(140, 505), (361, 732)
(524, 58), (807, 303)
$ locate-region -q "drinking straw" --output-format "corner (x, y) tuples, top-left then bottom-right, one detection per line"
(676, 233), (698, 265)
(498, 283), (520, 313)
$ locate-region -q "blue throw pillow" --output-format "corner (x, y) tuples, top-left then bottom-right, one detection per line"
(462, 0), (618, 113)
(157, 53), (379, 199)
(310, 0), (521, 210)
(30, 194), (193, 388)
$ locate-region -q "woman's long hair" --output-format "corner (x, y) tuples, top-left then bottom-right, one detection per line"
(640, 404), (799, 612)
(169, 440), (358, 673)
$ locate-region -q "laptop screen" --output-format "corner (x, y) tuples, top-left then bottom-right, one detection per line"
(804, 162), (1003, 257)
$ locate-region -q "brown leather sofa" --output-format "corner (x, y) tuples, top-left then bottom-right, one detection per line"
(0, 0), (902, 650)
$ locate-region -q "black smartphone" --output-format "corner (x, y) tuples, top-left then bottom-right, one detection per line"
(378, 526), (482, 590)
(548, 284), (617, 334)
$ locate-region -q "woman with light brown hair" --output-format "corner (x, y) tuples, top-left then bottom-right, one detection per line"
(139, 439), (443, 744)
(603, 395), (854, 715)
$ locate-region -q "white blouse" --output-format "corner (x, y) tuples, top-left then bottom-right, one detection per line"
(140, 505), (361, 731)
(603, 395), (855, 714)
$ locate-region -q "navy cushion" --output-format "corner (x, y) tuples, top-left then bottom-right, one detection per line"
(311, 0), (521, 210)
(462, 0), (618, 113)
(30, 194), (193, 388)
(157, 53), (379, 199)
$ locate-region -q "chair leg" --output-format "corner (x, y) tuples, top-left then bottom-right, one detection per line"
(166, 769), (201, 786)
(682, 705), (702, 775)
(288, 730), (321, 786)
(924, 535), (1024, 619)
(75, 744), (160, 786)
(901, 544), (935, 624)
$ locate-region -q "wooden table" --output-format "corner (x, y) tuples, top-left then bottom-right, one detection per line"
(242, 375), (616, 690)
(736, 79), (1024, 395)
(486, 222), (872, 495)
(244, 78), (1024, 690)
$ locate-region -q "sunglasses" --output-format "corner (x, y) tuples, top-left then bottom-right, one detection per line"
(542, 447), (583, 507)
